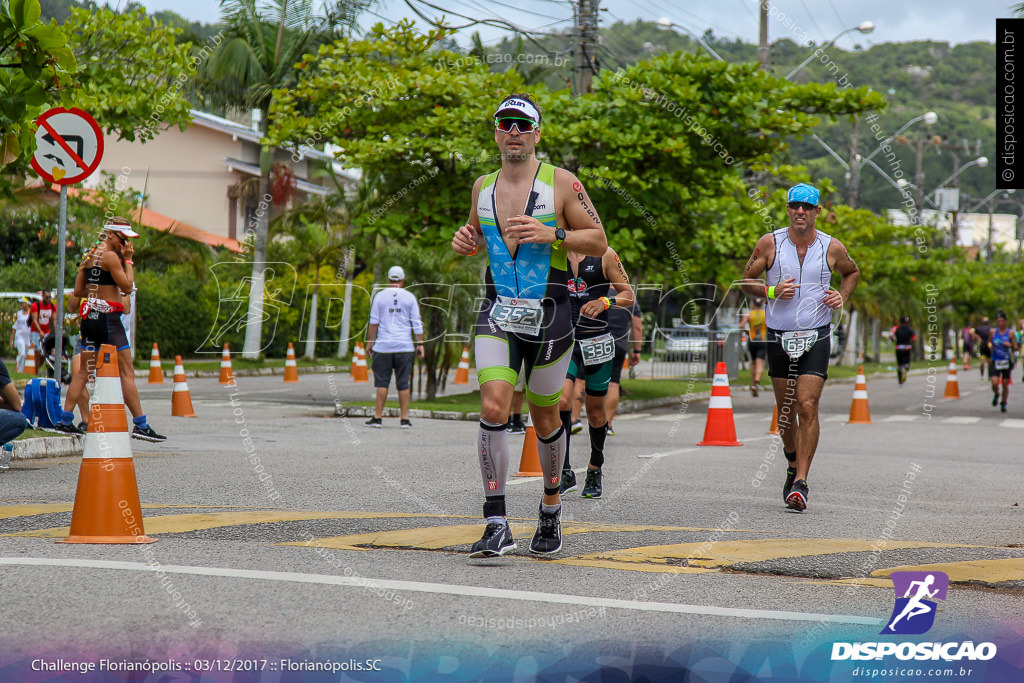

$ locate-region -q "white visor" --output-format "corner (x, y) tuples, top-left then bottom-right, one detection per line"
(105, 223), (140, 238)
(493, 98), (540, 124)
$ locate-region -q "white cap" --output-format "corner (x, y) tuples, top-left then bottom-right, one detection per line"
(493, 96), (541, 124)
(104, 222), (140, 238)
(387, 265), (405, 281)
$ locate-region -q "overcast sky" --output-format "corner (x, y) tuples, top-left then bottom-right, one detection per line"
(136, 0), (1008, 48)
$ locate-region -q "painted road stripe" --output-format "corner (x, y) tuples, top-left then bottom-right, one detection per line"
(0, 557), (883, 625)
(825, 415), (847, 422)
(871, 558), (1024, 584)
(883, 415), (918, 422)
(612, 413), (651, 421)
(4, 510), (476, 538)
(645, 414), (693, 422)
(943, 417), (981, 424)
(289, 522), (768, 552)
(999, 419), (1024, 429)
(553, 539), (983, 573)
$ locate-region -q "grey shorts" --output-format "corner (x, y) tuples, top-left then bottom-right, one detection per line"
(371, 351), (415, 390)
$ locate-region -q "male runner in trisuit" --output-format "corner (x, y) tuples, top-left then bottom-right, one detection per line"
(742, 183), (860, 511)
(451, 94), (608, 556)
(892, 315), (916, 385)
(739, 297), (768, 396)
(557, 247), (634, 498)
(988, 311), (1017, 413)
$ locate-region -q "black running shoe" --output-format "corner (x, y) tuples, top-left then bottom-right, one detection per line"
(53, 421), (84, 436)
(400, 419), (412, 429)
(1001, 403), (1007, 413)
(559, 469), (578, 494)
(77, 421), (88, 432)
(469, 521), (516, 558)
(786, 479), (809, 511)
(582, 468), (602, 498)
(507, 418), (526, 434)
(131, 425), (167, 442)
(993, 393), (999, 407)
(365, 417), (382, 428)
(783, 466), (797, 503)
(530, 505), (562, 554)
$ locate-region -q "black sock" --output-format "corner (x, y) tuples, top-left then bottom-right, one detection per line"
(784, 450), (796, 468)
(589, 422), (607, 468)
(483, 495), (506, 519)
(511, 412), (523, 425)
(560, 410), (572, 470)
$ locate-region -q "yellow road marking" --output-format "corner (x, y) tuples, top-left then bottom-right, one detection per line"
(285, 523), (743, 552)
(0, 503), (275, 519)
(871, 558), (1024, 585)
(4, 510), (477, 538)
(551, 539), (982, 572)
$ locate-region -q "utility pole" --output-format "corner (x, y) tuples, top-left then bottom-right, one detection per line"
(758, 0), (770, 70)
(574, 0), (600, 95)
(847, 118), (860, 207)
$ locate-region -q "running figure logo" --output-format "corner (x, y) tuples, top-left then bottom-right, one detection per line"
(881, 571), (949, 635)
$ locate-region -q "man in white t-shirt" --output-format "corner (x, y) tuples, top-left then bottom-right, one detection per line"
(365, 266), (425, 428)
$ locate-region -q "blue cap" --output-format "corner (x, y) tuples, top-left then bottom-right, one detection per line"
(787, 183), (820, 205)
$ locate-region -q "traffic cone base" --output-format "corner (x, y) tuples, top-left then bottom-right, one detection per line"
(768, 405), (780, 435)
(147, 343), (164, 384)
(219, 344), (235, 384)
(943, 361), (960, 399)
(284, 342), (299, 383)
(848, 366), (872, 424)
(60, 344), (156, 545)
(514, 425), (543, 476)
(698, 362), (742, 446)
(453, 347), (470, 385)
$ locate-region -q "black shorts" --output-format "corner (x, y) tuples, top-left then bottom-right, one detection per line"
(80, 311), (130, 352)
(980, 346), (992, 359)
(766, 326), (831, 380)
(371, 351), (415, 390)
(747, 340), (767, 361)
(895, 349), (912, 367)
(610, 345), (627, 384)
(990, 360), (1014, 381)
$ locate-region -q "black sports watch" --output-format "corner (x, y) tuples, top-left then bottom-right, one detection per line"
(552, 227), (566, 249)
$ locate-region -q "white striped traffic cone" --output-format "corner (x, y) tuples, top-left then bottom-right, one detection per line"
(171, 356), (196, 418)
(283, 342), (299, 383)
(698, 362), (742, 446)
(943, 361), (960, 399)
(848, 366), (871, 424)
(59, 344), (156, 544)
(453, 347), (470, 385)
(147, 343), (164, 384)
(352, 343), (368, 382)
(218, 343), (234, 385)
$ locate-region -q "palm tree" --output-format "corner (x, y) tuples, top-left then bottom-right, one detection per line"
(201, 0), (326, 358)
(272, 196), (346, 358)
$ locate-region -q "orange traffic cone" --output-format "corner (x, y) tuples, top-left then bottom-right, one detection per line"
(943, 361), (960, 399)
(453, 347), (470, 385)
(514, 425), (543, 476)
(848, 366), (872, 424)
(147, 343), (164, 384)
(283, 342), (299, 383)
(171, 356), (196, 418)
(352, 343), (369, 383)
(25, 344), (36, 375)
(218, 343), (234, 385)
(698, 362), (742, 446)
(350, 342), (362, 376)
(622, 353), (630, 371)
(59, 344), (156, 545)
(768, 405), (780, 435)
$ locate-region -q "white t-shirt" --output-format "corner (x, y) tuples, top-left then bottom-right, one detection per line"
(369, 286), (423, 353)
(13, 310), (31, 339)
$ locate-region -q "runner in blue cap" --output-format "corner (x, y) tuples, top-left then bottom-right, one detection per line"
(741, 183), (860, 511)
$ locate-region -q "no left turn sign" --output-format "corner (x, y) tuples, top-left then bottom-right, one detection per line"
(30, 107), (104, 185)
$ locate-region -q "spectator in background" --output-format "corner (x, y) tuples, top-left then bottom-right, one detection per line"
(604, 286), (641, 434)
(11, 298), (32, 373)
(364, 265), (425, 428)
(0, 356), (30, 469)
(960, 324), (974, 372)
(29, 289), (56, 354)
(973, 317), (992, 381)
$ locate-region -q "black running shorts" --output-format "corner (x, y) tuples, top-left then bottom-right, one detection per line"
(766, 325), (831, 380)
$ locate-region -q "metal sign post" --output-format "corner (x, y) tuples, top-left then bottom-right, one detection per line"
(31, 107), (104, 387)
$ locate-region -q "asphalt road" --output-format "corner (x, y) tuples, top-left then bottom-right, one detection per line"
(2, 367), (1023, 682)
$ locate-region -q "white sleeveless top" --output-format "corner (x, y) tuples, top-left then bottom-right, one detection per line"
(765, 227), (833, 331)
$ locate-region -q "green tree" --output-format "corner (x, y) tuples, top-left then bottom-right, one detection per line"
(0, 0), (76, 165)
(200, 0), (334, 359)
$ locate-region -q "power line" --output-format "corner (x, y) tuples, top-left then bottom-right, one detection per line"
(825, 0), (847, 31)
(798, 0), (828, 43)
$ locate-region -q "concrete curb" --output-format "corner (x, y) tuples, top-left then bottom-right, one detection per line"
(10, 434), (83, 461)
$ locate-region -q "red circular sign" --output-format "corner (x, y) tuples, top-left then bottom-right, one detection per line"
(30, 107), (104, 185)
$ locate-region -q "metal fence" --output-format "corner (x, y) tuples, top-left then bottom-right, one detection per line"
(649, 325), (743, 380)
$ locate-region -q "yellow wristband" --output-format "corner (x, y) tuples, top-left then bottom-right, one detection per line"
(600, 297), (612, 310)
(766, 286), (776, 299)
